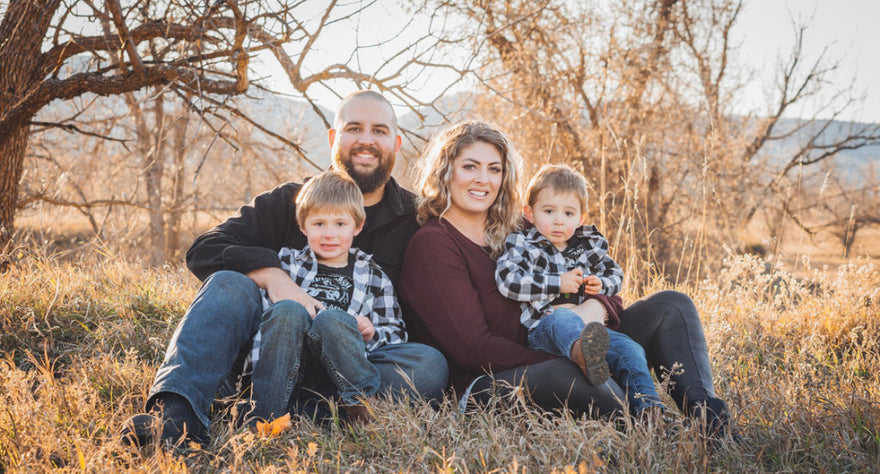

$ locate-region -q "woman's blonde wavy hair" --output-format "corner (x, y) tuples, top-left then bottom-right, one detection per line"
(414, 120), (523, 258)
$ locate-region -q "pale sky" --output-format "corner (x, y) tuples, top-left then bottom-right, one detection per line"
(735, 0), (880, 123)
(258, 0), (880, 124)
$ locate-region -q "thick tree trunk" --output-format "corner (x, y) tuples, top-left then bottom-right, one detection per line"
(0, 128), (28, 252)
(0, 0), (62, 253)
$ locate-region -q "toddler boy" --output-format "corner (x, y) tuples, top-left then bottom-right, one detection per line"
(496, 164), (663, 416)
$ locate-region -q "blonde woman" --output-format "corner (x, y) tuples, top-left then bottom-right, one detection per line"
(400, 121), (729, 434)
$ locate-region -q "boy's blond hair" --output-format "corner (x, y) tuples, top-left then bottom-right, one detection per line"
(525, 164), (589, 212)
(296, 170), (366, 226)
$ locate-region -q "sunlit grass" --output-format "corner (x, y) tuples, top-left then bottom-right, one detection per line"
(1, 250), (878, 471)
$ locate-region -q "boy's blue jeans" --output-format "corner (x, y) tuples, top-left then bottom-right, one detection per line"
(527, 308), (663, 414)
(250, 301), (382, 420)
(148, 270), (448, 428)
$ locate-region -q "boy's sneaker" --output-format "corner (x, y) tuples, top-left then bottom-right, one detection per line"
(574, 322), (610, 385)
(121, 393), (209, 448)
(343, 404), (373, 425)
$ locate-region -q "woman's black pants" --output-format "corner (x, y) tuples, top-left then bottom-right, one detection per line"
(468, 290), (719, 418)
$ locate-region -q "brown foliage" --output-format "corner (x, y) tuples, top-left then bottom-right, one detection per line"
(0, 0), (253, 256)
(425, 0), (880, 285)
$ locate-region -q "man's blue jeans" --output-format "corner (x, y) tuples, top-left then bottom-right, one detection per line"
(148, 271), (448, 429)
(527, 308), (663, 415)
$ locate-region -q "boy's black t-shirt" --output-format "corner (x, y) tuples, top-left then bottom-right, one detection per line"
(309, 254), (356, 311)
(550, 239), (587, 306)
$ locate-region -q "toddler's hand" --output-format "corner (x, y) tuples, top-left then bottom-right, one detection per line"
(561, 268), (585, 294)
(583, 274), (602, 295)
(355, 315), (376, 342)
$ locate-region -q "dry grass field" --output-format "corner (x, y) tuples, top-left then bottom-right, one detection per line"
(4, 0), (878, 468)
(2, 239), (878, 472)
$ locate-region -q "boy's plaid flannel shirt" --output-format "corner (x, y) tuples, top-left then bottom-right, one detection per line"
(250, 245), (406, 366)
(495, 225), (624, 330)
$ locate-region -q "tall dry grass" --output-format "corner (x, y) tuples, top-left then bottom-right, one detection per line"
(1, 250), (879, 472)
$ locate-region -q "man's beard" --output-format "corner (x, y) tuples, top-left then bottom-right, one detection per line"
(333, 145), (395, 194)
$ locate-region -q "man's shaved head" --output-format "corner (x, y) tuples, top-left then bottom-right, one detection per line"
(335, 90), (398, 134)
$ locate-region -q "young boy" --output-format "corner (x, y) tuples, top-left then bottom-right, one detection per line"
(249, 170), (407, 424)
(496, 164), (664, 417)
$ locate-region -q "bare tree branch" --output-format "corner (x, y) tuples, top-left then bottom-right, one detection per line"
(29, 120), (133, 147)
(106, 0), (144, 74)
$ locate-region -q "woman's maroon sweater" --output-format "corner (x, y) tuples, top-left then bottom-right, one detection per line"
(400, 218), (622, 392)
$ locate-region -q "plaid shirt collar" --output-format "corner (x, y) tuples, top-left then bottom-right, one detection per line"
(286, 245), (369, 292)
(288, 245), (367, 271)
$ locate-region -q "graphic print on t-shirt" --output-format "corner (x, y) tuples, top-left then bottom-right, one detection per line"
(562, 243), (585, 269)
(307, 264), (355, 311)
(551, 242), (587, 305)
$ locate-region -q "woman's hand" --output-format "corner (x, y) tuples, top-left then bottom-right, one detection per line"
(355, 315), (376, 342)
(561, 268), (585, 294)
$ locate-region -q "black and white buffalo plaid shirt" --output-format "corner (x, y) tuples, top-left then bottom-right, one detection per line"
(250, 245), (406, 366)
(495, 225), (624, 329)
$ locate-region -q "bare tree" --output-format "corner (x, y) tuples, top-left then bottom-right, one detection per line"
(426, 0), (880, 284)
(250, 0), (473, 170)
(826, 180), (880, 258)
(5, 0), (470, 265)
(0, 0), (258, 265)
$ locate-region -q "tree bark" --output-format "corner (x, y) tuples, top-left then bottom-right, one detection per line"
(146, 91), (167, 266)
(166, 108), (189, 261)
(0, 0), (62, 253)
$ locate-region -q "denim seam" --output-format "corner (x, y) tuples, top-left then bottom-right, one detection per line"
(607, 345), (662, 412)
(282, 347), (304, 412)
(320, 351), (371, 405)
(307, 332), (378, 405)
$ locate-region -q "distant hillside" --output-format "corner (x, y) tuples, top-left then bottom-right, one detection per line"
(35, 85), (335, 170)
(35, 86), (878, 185)
(759, 118), (880, 182)
(399, 91), (477, 132)
(399, 100), (880, 184)
(230, 89), (335, 169)
(394, 92), (478, 183)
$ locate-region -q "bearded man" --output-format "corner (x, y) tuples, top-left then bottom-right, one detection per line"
(123, 91), (448, 446)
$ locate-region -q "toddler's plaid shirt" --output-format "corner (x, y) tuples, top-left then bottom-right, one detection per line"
(495, 225), (623, 329)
